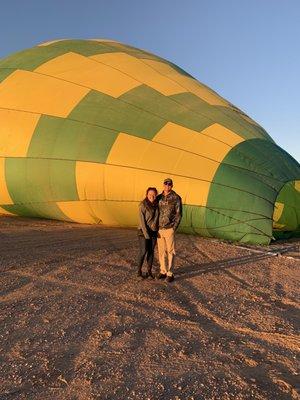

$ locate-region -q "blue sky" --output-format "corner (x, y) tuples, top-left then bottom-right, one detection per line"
(1, 0), (299, 162)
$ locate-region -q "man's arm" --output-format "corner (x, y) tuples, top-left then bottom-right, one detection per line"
(173, 196), (182, 231)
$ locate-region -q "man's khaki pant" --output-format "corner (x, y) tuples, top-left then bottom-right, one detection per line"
(157, 228), (175, 276)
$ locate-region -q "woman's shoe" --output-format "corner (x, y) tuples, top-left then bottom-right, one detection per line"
(136, 270), (143, 279)
(147, 271), (155, 279)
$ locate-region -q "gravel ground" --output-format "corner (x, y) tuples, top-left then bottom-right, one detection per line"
(0, 216), (299, 400)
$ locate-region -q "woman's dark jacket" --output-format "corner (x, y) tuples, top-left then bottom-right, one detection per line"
(138, 199), (159, 239)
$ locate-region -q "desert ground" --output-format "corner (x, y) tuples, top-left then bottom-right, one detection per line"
(0, 216), (299, 400)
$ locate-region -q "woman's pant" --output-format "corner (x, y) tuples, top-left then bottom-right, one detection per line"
(137, 234), (157, 273)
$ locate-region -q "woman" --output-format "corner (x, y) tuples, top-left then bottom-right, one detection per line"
(137, 187), (159, 279)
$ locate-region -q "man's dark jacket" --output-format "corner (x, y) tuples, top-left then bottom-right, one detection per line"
(157, 190), (182, 231)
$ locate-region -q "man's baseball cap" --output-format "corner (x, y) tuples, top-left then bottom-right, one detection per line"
(163, 178), (173, 185)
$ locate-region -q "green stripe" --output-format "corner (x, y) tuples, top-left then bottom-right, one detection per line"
(223, 139), (300, 181)
(179, 205), (212, 237)
(0, 39), (194, 79)
(179, 205), (271, 244)
(212, 165), (279, 203)
(214, 106), (274, 142)
(0, 40), (119, 71)
(100, 41), (165, 61)
(0, 68), (16, 82)
(205, 139), (300, 244)
(27, 115), (118, 163)
(1, 203), (71, 221)
(69, 89), (165, 141)
(5, 158), (79, 204)
(120, 85), (212, 133)
(121, 85), (271, 141)
(171, 92), (270, 140)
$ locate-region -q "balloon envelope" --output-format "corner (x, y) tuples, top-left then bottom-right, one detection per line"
(0, 39), (299, 244)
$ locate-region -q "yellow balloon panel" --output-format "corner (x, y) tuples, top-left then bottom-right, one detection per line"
(0, 158), (13, 204)
(87, 200), (119, 225)
(57, 201), (98, 223)
(106, 133), (151, 168)
(272, 201), (285, 229)
(105, 201), (139, 226)
(107, 133), (219, 182)
(0, 70), (89, 117)
(0, 206), (14, 215)
(90, 52), (185, 96)
(0, 109), (40, 157)
(76, 162), (105, 201)
(201, 123), (244, 147)
(0, 39), (297, 245)
(105, 164), (209, 207)
(36, 52), (140, 98)
(141, 59), (229, 107)
(153, 122), (233, 162)
(273, 201), (284, 222)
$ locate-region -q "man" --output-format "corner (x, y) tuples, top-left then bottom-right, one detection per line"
(156, 178), (182, 283)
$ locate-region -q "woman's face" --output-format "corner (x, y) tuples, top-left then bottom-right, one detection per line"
(147, 190), (157, 203)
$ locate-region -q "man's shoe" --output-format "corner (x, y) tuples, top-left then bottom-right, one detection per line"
(147, 271), (155, 279)
(166, 275), (174, 283)
(156, 273), (167, 280)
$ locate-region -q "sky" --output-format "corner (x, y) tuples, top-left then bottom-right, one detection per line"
(1, 0), (299, 162)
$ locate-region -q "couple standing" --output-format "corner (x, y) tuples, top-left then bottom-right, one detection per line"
(137, 178), (182, 283)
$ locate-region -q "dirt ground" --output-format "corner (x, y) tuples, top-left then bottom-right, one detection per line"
(0, 216), (299, 400)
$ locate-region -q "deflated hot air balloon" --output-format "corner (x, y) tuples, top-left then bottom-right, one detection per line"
(0, 39), (299, 244)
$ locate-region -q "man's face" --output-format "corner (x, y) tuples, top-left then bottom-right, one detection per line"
(163, 182), (173, 193)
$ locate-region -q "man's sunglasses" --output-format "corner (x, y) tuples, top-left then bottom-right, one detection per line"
(164, 182), (172, 186)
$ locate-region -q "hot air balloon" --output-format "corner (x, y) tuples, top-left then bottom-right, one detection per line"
(0, 39), (299, 244)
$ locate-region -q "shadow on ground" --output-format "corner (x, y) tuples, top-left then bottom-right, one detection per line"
(0, 216), (299, 400)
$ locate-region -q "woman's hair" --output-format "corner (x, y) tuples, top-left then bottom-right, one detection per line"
(146, 187), (158, 196)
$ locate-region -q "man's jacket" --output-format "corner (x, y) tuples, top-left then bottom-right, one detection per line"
(157, 190), (182, 231)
